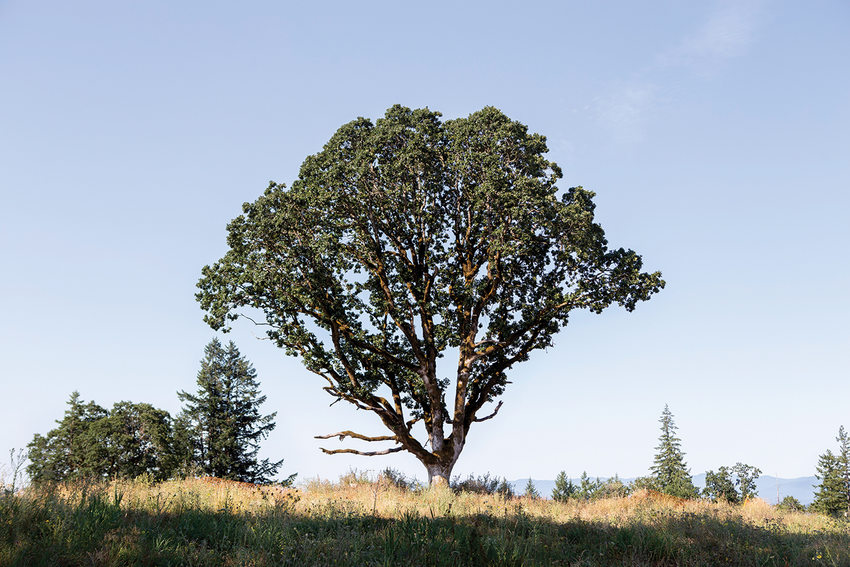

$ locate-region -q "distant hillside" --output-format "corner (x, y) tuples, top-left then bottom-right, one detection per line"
(512, 475), (819, 505)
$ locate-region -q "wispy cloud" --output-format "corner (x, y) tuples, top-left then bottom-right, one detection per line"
(659, 1), (762, 71)
(593, 84), (657, 144)
(593, 1), (762, 144)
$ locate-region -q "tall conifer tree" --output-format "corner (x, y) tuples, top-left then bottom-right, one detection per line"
(650, 405), (697, 499)
(812, 451), (845, 516)
(812, 426), (850, 517)
(178, 339), (288, 484)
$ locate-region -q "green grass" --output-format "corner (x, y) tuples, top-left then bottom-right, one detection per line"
(1, 478), (848, 566)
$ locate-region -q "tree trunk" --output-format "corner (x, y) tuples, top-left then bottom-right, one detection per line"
(426, 462), (454, 487)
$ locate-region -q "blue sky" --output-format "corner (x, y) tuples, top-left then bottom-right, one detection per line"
(1, 1), (848, 483)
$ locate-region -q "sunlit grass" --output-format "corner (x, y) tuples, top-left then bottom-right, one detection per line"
(1, 476), (847, 566)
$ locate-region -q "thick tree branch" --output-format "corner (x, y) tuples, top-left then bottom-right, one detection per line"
(314, 431), (397, 442)
(319, 446), (404, 456)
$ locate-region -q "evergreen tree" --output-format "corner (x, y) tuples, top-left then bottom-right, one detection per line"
(178, 339), (288, 484)
(523, 477), (540, 499)
(27, 392), (107, 482)
(96, 402), (178, 481)
(650, 405), (698, 499)
(576, 471), (602, 500)
(837, 426), (850, 515)
(812, 450), (845, 516)
(552, 471), (576, 502)
(27, 393), (179, 482)
(812, 426), (850, 517)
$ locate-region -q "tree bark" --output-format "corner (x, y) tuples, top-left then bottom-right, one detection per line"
(427, 462), (454, 487)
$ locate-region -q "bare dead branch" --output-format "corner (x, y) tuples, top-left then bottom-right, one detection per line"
(472, 401), (503, 422)
(318, 446), (405, 456)
(238, 313), (272, 327)
(314, 430), (397, 443)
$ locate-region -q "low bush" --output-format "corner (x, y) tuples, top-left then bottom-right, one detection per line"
(451, 473), (514, 498)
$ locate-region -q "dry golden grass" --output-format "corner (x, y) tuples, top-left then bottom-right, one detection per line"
(57, 477), (839, 537)
(3, 477), (849, 566)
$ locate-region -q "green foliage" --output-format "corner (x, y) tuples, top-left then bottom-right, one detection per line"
(650, 405), (698, 499)
(732, 462), (761, 501)
(629, 476), (660, 492)
(552, 471), (576, 502)
(98, 402), (179, 481)
(595, 475), (630, 499)
(450, 473), (514, 498)
(573, 472), (629, 501)
(178, 339), (289, 484)
(812, 451), (844, 516)
(523, 478), (540, 499)
(703, 463), (761, 504)
(704, 466), (739, 503)
(776, 495), (805, 512)
(196, 105), (665, 482)
(26, 393), (179, 483)
(576, 471), (602, 501)
(838, 425), (850, 514)
(27, 392), (105, 482)
(811, 426), (850, 517)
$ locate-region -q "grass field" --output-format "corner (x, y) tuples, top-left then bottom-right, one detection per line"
(1, 475), (848, 566)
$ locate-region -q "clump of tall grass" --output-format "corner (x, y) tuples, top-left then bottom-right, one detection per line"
(1, 476), (848, 566)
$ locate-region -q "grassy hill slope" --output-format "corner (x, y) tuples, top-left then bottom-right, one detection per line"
(1, 477), (847, 566)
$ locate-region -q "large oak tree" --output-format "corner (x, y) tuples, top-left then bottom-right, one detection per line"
(197, 105), (664, 485)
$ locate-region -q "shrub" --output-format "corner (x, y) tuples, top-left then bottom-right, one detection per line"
(377, 467), (420, 491)
(596, 475), (630, 499)
(338, 468), (373, 487)
(776, 495), (805, 512)
(451, 473), (514, 498)
(630, 476), (660, 492)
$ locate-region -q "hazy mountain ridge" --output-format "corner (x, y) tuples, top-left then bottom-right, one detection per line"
(512, 475), (819, 505)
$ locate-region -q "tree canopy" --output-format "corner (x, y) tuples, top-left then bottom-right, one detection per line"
(703, 463), (760, 503)
(26, 342), (291, 486)
(27, 393), (178, 483)
(197, 105), (664, 484)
